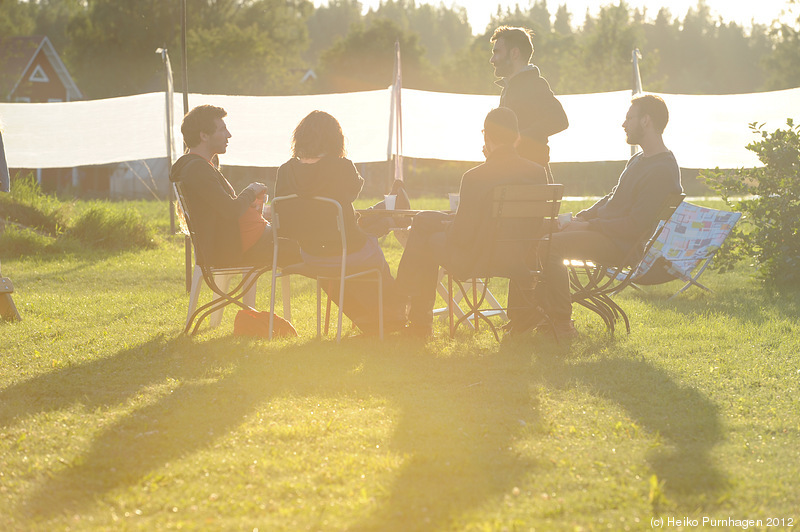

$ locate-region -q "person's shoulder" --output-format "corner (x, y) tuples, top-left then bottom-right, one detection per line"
(171, 153), (212, 181)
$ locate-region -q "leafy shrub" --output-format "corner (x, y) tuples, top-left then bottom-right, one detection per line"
(0, 222), (57, 255)
(702, 120), (800, 287)
(0, 175), (70, 235)
(67, 204), (157, 250)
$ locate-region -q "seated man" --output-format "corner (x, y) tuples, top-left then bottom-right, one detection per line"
(543, 93), (683, 337)
(170, 104), (299, 268)
(396, 107), (548, 336)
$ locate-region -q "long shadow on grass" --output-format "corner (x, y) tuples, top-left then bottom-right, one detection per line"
(539, 345), (727, 509)
(17, 334), (540, 529)
(621, 281), (799, 327)
(348, 339), (540, 532)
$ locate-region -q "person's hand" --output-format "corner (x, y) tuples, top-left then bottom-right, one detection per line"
(247, 182), (269, 197)
(562, 220), (590, 232)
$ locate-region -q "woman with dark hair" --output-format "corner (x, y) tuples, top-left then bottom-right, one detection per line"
(275, 111), (407, 335)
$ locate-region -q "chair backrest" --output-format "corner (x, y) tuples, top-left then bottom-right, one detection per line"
(172, 181), (213, 267)
(633, 201), (742, 279)
(271, 195), (346, 257)
(482, 183), (564, 279)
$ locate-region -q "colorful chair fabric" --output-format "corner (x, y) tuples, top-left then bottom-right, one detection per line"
(626, 202), (742, 298)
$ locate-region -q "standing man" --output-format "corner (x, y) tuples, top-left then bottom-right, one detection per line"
(490, 26), (568, 178)
(542, 94), (683, 338)
(396, 107), (547, 337)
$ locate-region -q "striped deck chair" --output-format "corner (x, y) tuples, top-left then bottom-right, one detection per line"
(624, 202), (741, 299)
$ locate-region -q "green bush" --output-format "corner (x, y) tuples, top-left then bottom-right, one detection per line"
(67, 204), (157, 250)
(0, 222), (57, 255)
(0, 176), (70, 235)
(702, 120), (800, 287)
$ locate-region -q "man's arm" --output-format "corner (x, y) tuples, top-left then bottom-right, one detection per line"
(586, 172), (679, 244)
(181, 159), (256, 221)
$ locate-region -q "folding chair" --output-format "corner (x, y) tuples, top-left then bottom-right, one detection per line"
(446, 183), (564, 341)
(621, 202), (742, 299)
(269, 195), (384, 342)
(173, 182), (268, 335)
(0, 260), (21, 322)
(568, 193), (685, 334)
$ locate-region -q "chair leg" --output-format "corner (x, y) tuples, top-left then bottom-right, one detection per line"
(281, 275), (292, 322)
(208, 273), (233, 328)
(186, 266), (205, 330)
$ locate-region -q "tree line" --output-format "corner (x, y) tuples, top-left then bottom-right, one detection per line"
(2, 0), (799, 99)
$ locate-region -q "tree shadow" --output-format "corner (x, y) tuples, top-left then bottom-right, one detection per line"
(13, 334), (539, 529)
(9, 329), (727, 524)
(536, 346), (728, 508)
(349, 341), (540, 531)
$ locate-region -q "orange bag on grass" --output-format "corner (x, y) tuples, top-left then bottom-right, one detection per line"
(234, 309), (298, 338)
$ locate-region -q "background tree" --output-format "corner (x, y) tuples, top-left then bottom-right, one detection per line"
(316, 18), (438, 92)
(305, 0), (363, 64)
(64, 0), (311, 98)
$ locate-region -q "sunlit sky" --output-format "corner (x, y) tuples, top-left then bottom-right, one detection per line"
(314, 0), (799, 33)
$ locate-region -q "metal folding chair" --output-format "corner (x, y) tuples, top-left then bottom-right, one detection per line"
(568, 193), (685, 334)
(269, 195), (384, 342)
(621, 202), (742, 299)
(173, 182), (268, 335)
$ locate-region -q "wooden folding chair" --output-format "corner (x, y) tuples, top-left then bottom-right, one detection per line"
(446, 183), (564, 341)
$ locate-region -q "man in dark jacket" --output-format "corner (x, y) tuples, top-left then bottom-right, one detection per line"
(170, 104), (297, 268)
(396, 107), (547, 336)
(490, 26), (568, 176)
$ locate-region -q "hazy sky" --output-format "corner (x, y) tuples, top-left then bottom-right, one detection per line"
(314, 0), (798, 34)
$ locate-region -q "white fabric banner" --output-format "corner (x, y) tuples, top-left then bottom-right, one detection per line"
(1, 87), (797, 169)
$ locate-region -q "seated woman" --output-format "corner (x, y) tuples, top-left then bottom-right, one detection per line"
(275, 110), (407, 334)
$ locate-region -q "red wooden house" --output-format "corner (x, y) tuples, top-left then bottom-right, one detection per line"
(0, 35), (82, 103)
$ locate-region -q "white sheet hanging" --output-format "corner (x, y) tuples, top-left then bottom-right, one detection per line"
(1, 86), (797, 169)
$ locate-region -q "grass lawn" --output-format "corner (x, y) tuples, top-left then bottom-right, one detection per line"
(1, 198), (798, 531)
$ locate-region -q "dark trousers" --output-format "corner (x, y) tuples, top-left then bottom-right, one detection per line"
(542, 230), (627, 321)
(395, 212), (451, 329)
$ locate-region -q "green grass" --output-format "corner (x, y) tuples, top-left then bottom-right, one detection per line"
(1, 198), (798, 531)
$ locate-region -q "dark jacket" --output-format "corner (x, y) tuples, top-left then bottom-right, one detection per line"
(498, 65), (569, 165)
(446, 144), (548, 278)
(170, 153), (256, 267)
(579, 150), (683, 255)
(274, 156), (368, 255)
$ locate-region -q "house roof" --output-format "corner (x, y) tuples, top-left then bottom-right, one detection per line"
(0, 35), (83, 101)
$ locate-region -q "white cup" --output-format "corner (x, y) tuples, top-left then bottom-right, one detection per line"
(449, 193), (460, 212)
(261, 194), (270, 218)
(384, 194), (397, 210)
(558, 212), (573, 230)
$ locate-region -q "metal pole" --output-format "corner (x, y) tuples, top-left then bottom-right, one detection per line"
(158, 48), (176, 234)
(181, 0), (191, 292)
(631, 48), (643, 156)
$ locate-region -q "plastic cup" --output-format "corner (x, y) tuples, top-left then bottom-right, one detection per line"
(449, 193), (460, 212)
(558, 212), (573, 229)
(384, 194), (397, 210)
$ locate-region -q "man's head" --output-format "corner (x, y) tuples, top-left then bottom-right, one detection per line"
(484, 107), (519, 149)
(291, 110), (346, 159)
(490, 26), (533, 78)
(181, 105), (231, 155)
(623, 94), (669, 145)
